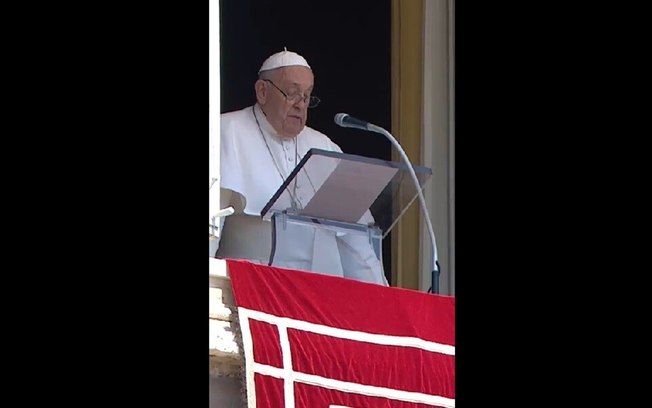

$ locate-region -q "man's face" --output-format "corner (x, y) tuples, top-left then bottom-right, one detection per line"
(257, 66), (315, 138)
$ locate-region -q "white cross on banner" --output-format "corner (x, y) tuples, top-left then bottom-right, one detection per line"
(225, 259), (455, 408)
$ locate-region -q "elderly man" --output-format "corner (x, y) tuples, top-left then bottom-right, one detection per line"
(212, 49), (388, 286)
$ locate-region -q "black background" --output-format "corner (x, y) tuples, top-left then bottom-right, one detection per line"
(219, 0), (391, 159)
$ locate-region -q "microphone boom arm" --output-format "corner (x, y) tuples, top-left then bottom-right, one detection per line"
(367, 123), (441, 294)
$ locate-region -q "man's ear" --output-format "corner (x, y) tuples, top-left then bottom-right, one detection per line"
(254, 79), (267, 104)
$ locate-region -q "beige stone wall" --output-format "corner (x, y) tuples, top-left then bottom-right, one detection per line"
(209, 259), (246, 407)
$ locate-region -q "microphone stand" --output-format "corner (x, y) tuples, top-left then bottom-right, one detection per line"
(366, 124), (441, 294)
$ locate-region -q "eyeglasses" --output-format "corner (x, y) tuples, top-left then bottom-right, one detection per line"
(263, 79), (321, 108)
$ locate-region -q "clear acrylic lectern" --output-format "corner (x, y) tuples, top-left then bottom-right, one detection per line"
(260, 148), (432, 274)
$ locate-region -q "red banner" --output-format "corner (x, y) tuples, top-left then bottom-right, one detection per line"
(226, 259), (455, 408)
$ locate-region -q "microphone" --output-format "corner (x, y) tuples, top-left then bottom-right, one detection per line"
(334, 113), (371, 131)
(334, 113), (442, 294)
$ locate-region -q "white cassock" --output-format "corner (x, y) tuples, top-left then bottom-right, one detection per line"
(215, 104), (388, 286)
